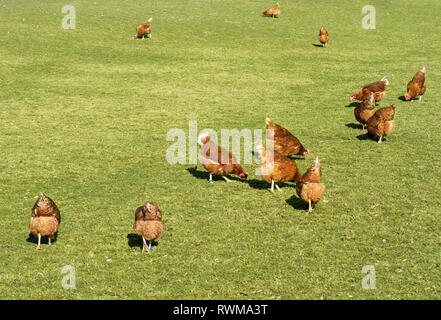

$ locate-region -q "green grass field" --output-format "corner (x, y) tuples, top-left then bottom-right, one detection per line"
(0, 0), (440, 299)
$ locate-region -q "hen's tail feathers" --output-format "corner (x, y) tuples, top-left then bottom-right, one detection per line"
(421, 66), (426, 74)
(381, 77), (389, 85)
(315, 157), (321, 170)
(198, 133), (210, 146)
(148, 17), (152, 23)
(369, 93), (375, 105)
(255, 145), (265, 157)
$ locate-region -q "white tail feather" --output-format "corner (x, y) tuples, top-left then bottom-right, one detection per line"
(198, 133), (210, 146)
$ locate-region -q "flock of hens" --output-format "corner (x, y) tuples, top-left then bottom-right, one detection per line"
(29, 3), (427, 253)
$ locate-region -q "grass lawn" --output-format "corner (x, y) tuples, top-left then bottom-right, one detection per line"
(0, 0), (440, 299)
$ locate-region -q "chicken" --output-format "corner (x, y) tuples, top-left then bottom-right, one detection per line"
(255, 145), (302, 193)
(29, 193), (61, 250)
(134, 17), (152, 39)
(198, 133), (248, 183)
(354, 93), (376, 130)
(266, 118), (309, 157)
(261, 3), (280, 17)
(133, 201), (164, 252)
(296, 157), (326, 213)
(366, 104), (396, 143)
(318, 26), (330, 47)
(349, 77), (389, 102)
(404, 66), (426, 101)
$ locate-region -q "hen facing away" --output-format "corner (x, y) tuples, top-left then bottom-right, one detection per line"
(354, 93), (376, 130)
(133, 201), (164, 252)
(296, 157), (326, 213)
(318, 26), (330, 47)
(29, 193), (61, 250)
(366, 104), (396, 143)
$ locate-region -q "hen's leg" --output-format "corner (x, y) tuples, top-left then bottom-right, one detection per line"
(36, 233), (42, 250)
(419, 96), (422, 101)
(378, 136), (382, 143)
(362, 124), (365, 130)
(209, 173), (213, 183)
(222, 176), (232, 182)
(142, 236), (148, 252)
(308, 200), (312, 213)
(48, 238), (52, 246)
(148, 241), (152, 251)
(275, 184), (282, 191)
(270, 180), (275, 193)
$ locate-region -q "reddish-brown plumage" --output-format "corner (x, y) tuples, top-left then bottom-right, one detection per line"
(29, 193), (60, 250)
(256, 145), (302, 192)
(366, 104), (396, 143)
(266, 118), (309, 157)
(198, 134), (248, 182)
(350, 78), (388, 102)
(133, 201), (164, 252)
(405, 67), (426, 101)
(296, 158), (326, 212)
(354, 93), (376, 130)
(318, 26), (330, 46)
(134, 18), (152, 39)
(262, 3), (280, 17)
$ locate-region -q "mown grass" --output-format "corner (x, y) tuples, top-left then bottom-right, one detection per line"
(0, 0), (440, 299)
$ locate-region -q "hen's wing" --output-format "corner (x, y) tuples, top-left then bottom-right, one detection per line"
(375, 105), (395, 121)
(363, 80), (386, 92)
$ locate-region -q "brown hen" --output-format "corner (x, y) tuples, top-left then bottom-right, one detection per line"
(266, 118), (309, 157)
(29, 193), (61, 250)
(405, 66), (426, 102)
(262, 3), (280, 17)
(349, 77), (389, 102)
(296, 157), (326, 212)
(366, 104), (396, 143)
(134, 18), (152, 39)
(354, 93), (375, 130)
(318, 26), (330, 47)
(198, 133), (248, 183)
(133, 201), (164, 252)
(255, 145), (302, 193)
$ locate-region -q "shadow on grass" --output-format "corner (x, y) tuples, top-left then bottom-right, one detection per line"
(26, 233), (58, 245)
(186, 166), (242, 182)
(398, 95), (419, 102)
(285, 195), (308, 211)
(288, 155), (307, 160)
(357, 133), (387, 142)
(261, 15), (279, 18)
(345, 102), (360, 108)
(245, 179), (294, 191)
(356, 133), (369, 141)
(187, 166), (208, 180)
(346, 123), (363, 130)
(127, 233), (158, 250)
(135, 35), (151, 40)
(312, 43), (324, 47)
